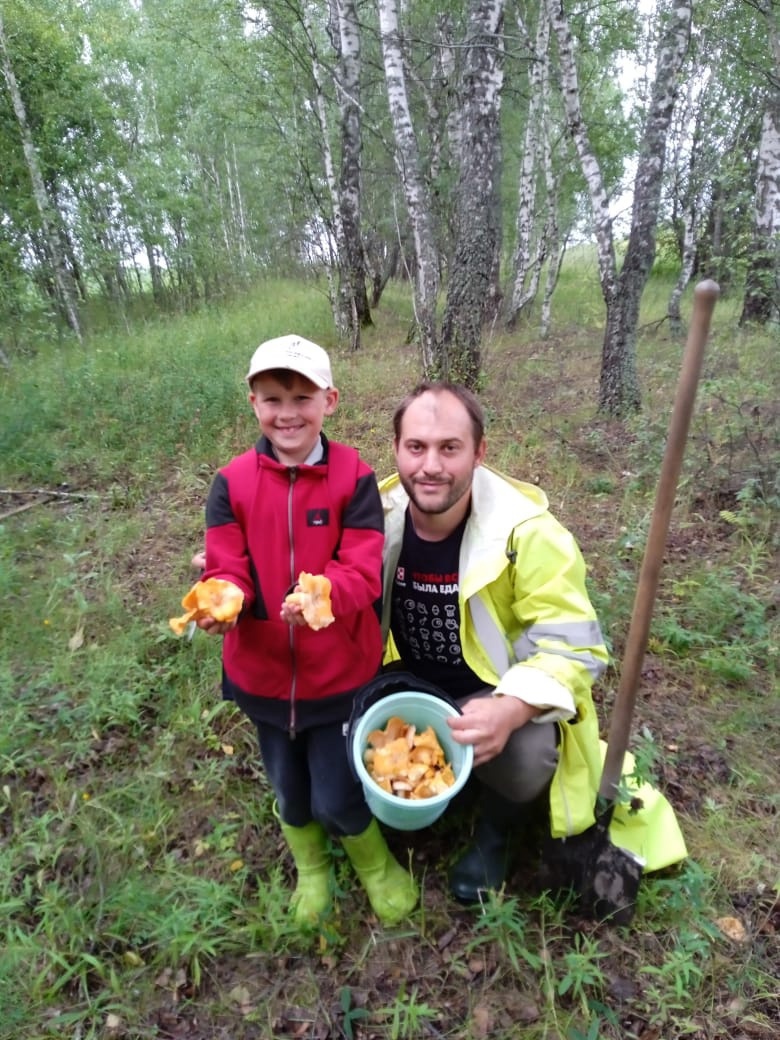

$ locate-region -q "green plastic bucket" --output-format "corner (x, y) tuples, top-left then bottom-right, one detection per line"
(351, 691), (474, 831)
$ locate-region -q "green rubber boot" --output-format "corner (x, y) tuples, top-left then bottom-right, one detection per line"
(341, 819), (419, 926)
(279, 820), (333, 925)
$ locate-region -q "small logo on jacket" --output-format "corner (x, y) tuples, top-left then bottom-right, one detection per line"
(307, 508), (329, 527)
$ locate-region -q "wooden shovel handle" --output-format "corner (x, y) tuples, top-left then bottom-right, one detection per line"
(599, 280), (720, 801)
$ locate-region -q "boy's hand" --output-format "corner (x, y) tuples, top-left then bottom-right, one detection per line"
(196, 615), (238, 635)
(279, 600), (308, 626)
(283, 572), (334, 630)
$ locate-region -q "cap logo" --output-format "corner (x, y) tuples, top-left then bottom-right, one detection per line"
(285, 345), (312, 361)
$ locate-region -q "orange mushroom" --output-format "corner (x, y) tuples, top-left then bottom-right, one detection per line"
(284, 572), (334, 631)
(169, 578), (244, 635)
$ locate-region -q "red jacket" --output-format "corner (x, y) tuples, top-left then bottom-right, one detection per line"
(204, 435), (384, 732)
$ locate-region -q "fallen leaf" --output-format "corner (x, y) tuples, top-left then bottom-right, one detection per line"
(471, 1003), (492, 1038)
(715, 915), (748, 942)
(68, 626), (84, 651)
(515, 1000), (541, 1023)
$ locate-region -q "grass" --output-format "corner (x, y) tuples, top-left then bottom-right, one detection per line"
(1, 269), (778, 1039)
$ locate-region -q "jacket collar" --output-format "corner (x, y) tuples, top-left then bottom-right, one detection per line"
(380, 465), (549, 596)
(256, 433), (327, 467)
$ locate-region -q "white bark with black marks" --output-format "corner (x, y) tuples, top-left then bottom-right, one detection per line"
(377, 0), (440, 368)
(440, 0), (506, 386)
(330, 0), (372, 341)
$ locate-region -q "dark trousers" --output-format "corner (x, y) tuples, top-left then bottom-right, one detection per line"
(256, 720), (372, 837)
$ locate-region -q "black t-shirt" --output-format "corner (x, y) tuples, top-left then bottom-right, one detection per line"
(389, 508), (485, 698)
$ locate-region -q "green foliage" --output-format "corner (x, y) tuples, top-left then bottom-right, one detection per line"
(466, 891), (545, 973)
(0, 280), (335, 486)
(377, 984), (440, 1040)
(557, 933), (608, 1012)
(652, 565), (773, 683)
(339, 986), (371, 1039)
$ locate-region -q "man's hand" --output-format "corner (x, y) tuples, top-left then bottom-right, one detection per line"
(447, 695), (540, 767)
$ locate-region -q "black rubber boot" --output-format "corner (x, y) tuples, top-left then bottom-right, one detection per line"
(448, 793), (519, 904)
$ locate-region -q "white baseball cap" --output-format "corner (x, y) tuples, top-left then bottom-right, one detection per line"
(245, 334), (333, 388)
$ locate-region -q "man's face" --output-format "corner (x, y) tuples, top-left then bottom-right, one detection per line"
(394, 390), (486, 518)
(249, 372), (338, 465)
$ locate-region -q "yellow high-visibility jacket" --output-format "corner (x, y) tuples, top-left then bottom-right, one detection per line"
(379, 464), (609, 839)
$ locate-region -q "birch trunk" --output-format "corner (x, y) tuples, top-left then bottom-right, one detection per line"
(440, 0), (505, 387)
(506, 6), (551, 327)
(668, 203), (697, 336)
(378, 0), (440, 369)
(303, 10), (344, 333)
(667, 77), (710, 336)
(740, 4), (780, 328)
(330, 0), (372, 345)
(600, 0), (691, 415)
(0, 11), (82, 341)
(546, 0), (617, 303)
(548, 0), (691, 416)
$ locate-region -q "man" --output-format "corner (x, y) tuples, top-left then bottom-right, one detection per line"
(379, 381), (609, 903)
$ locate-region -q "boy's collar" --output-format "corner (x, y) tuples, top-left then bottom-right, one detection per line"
(259, 433), (326, 466)
(302, 436), (325, 465)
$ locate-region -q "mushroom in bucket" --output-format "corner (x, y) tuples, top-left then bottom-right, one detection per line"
(350, 688), (474, 831)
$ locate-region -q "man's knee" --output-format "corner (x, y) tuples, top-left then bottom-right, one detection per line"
(476, 721), (559, 803)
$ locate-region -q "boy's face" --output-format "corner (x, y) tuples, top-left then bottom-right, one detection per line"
(249, 372), (339, 465)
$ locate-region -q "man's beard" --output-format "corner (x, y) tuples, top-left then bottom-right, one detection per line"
(399, 473), (471, 515)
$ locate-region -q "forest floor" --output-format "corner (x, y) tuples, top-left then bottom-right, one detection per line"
(1, 287), (778, 1039)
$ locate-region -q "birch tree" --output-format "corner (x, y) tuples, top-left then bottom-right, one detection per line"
(439, 0), (505, 386)
(377, 0), (440, 369)
(740, 0), (780, 325)
(329, 0), (372, 343)
(741, 95), (780, 323)
(505, 3), (564, 332)
(665, 72), (713, 336)
(547, 0), (692, 416)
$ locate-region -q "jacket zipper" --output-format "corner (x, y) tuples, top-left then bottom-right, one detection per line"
(287, 467), (298, 738)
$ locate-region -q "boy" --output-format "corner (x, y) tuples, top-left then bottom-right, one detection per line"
(195, 334), (417, 927)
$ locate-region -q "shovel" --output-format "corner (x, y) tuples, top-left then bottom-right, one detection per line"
(540, 279), (720, 925)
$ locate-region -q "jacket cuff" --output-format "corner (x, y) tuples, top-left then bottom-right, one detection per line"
(493, 666), (576, 723)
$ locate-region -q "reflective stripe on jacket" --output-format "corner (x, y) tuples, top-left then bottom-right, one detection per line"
(379, 464), (609, 838)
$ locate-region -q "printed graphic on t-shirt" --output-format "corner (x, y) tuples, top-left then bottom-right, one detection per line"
(394, 566), (463, 666)
(390, 511), (484, 697)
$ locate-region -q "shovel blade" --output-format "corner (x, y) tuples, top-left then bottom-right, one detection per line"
(540, 821), (644, 926)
